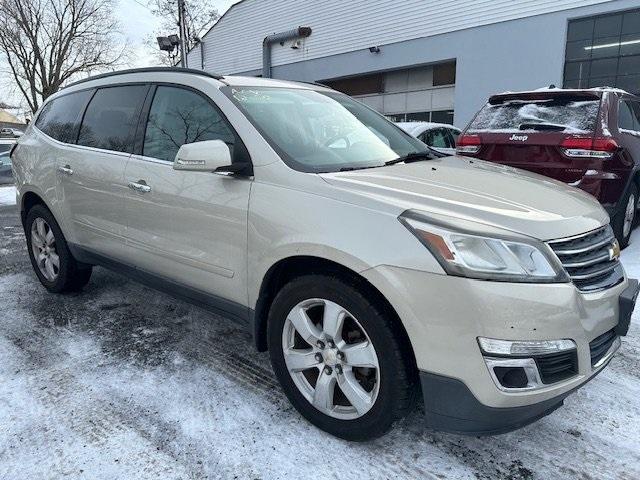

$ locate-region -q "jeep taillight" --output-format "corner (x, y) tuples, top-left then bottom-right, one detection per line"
(560, 137), (619, 159)
(456, 134), (481, 155)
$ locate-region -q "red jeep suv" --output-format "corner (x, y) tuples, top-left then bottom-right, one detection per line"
(458, 88), (640, 246)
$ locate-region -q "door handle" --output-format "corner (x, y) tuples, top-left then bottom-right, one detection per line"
(58, 165), (73, 175)
(128, 180), (151, 193)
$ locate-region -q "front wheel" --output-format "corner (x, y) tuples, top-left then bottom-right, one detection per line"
(267, 274), (416, 440)
(613, 184), (637, 248)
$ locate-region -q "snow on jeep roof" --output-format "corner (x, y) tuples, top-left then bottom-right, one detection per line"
(492, 86), (634, 99)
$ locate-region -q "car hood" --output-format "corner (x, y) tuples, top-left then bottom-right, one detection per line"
(320, 156), (608, 241)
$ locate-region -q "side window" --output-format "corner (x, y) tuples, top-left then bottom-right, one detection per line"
(423, 128), (450, 148)
(143, 86), (235, 162)
(78, 85), (148, 153)
(448, 128), (461, 145)
(34, 90), (93, 143)
(619, 101), (638, 132)
(630, 102), (640, 133)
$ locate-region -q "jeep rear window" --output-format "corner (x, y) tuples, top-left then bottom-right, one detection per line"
(468, 95), (600, 134)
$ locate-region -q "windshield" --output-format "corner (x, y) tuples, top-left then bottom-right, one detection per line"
(468, 96), (600, 134)
(225, 86), (428, 172)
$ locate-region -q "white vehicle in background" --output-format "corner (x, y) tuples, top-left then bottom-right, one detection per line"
(0, 127), (24, 138)
(0, 138), (16, 184)
(396, 122), (461, 156)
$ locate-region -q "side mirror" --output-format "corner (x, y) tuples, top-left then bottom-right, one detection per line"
(173, 140), (232, 173)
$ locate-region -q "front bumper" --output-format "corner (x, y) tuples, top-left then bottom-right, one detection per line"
(419, 367), (602, 435)
(362, 266), (639, 434)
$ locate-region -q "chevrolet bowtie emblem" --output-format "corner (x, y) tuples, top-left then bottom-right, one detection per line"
(609, 240), (621, 261)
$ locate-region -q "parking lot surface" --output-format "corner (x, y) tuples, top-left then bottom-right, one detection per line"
(1, 199), (639, 479)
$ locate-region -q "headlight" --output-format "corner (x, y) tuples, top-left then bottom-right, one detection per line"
(399, 210), (568, 283)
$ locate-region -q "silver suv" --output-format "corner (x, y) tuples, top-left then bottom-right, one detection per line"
(11, 68), (639, 440)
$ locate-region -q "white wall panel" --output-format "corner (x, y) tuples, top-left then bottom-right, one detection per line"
(406, 90), (432, 112)
(359, 95), (384, 111)
(431, 88), (456, 109)
(188, 0), (616, 74)
(383, 93), (407, 114)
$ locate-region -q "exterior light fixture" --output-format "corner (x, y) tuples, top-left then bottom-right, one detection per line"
(157, 36), (175, 52)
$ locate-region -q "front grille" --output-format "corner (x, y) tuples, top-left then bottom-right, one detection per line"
(548, 226), (623, 292)
(535, 350), (578, 384)
(589, 329), (617, 366)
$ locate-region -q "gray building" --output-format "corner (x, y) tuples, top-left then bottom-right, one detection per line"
(187, 0), (640, 127)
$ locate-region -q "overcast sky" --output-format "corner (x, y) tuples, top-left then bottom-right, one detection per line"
(119, 0), (237, 67)
(0, 0), (237, 114)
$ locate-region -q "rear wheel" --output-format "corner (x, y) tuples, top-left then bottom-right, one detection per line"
(613, 184), (637, 248)
(25, 205), (92, 293)
(267, 274), (416, 440)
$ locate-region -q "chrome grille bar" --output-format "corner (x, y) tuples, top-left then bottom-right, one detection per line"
(547, 226), (623, 292)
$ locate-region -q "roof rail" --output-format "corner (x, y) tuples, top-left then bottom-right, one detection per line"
(66, 67), (225, 88)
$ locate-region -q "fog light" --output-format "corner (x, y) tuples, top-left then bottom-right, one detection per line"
(478, 337), (576, 356)
(493, 366), (528, 389)
(484, 357), (543, 391)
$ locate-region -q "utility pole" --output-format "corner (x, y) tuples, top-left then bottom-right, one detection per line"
(177, 0), (188, 67)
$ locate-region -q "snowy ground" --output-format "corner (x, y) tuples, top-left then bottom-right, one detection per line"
(0, 185), (16, 206)
(0, 203), (639, 480)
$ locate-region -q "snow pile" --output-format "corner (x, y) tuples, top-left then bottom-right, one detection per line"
(0, 186), (16, 206)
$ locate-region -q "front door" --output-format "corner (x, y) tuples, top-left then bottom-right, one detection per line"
(121, 84), (252, 309)
(59, 84), (149, 259)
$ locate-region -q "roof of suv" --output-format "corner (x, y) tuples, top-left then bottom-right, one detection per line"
(65, 67), (329, 91)
(488, 86), (638, 104)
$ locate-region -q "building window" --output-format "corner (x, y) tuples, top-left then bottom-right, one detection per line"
(430, 110), (455, 125)
(433, 61), (456, 86)
(388, 110), (454, 125)
(323, 73), (384, 96)
(564, 8), (640, 94)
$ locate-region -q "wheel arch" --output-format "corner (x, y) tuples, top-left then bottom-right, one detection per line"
(252, 255), (418, 379)
(20, 189), (51, 228)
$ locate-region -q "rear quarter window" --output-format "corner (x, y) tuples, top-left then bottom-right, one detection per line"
(35, 90), (93, 143)
(468, 96), (600, 134)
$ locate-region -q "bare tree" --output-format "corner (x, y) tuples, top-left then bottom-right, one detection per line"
(147, 0), (220, 66)
(0, 0), (127, 113)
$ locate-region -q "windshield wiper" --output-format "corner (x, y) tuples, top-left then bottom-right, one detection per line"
(518, 122), (567, 132)
(338, 165), (381, 172)
(335, 150), (437, 171)
(384, 151), (436, 166)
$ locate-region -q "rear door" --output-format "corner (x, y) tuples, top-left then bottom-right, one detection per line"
(61, 84), (149, 258)
(461, 92), (603, 185)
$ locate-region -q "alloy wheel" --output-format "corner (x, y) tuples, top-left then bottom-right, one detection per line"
(31, 217), (60, 282)
(282, 298), (380, 420)
(623, 193), (636, 239)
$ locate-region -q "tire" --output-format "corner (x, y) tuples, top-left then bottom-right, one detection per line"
(25, 204), (92, 293)
(612, 183), (637, 249)
(267, 274), (416, 441)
